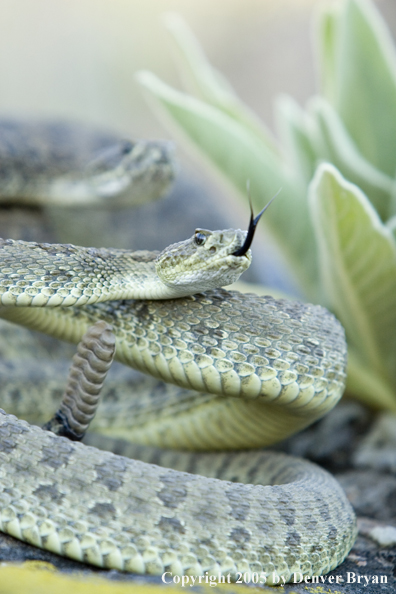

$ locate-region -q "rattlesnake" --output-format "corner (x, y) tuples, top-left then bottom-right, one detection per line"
(0, 121), (356, 585)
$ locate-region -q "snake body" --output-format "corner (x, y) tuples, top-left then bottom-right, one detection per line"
(0, 225), (356, 583)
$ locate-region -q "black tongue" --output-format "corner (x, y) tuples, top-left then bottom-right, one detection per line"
(232, 190), (281, 257)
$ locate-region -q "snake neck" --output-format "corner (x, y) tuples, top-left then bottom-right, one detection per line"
(124, 265), (196, 300)
(0, 241), (210, 307)
(110, 254), (208, 300)
(0, 227), (251, 307)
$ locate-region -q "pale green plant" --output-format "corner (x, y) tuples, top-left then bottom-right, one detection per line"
(136, 0), (396, 411)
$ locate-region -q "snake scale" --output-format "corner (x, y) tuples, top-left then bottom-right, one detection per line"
(0, 121), (356, 585)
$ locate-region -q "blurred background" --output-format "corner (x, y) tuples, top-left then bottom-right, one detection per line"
(0, 0), (393, 137)
(0, 0), (395, 286)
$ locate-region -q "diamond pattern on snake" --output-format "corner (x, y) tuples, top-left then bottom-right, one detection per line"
(0, 121), (356, 585)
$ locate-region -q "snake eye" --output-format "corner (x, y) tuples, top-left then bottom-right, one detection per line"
(194, 231), (207, 246)
(121, 141), (134, 155)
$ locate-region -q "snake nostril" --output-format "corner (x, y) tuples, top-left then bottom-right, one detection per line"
(209, 246), (216, 254)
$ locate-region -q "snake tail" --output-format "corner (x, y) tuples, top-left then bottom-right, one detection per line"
(43, 321), (115, 440)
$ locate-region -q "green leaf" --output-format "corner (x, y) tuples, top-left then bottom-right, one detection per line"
(275, 95), (319, 190)
(276, 94), (395, 220)
(163, 13), (278, 153)
(308, 97), (394, 220)
(387, 215), (396, 243)
(315, 2), (341, 103)
(347, 348), (396, 411)
(310, 163), (396, 391)
(332, 0), (396, 175)
(136, 71), (318, 299)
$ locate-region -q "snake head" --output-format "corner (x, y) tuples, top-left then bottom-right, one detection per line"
(155, 227), (253, 294)
(82, 140), (175, 206)
(155, 193), (280, 296)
